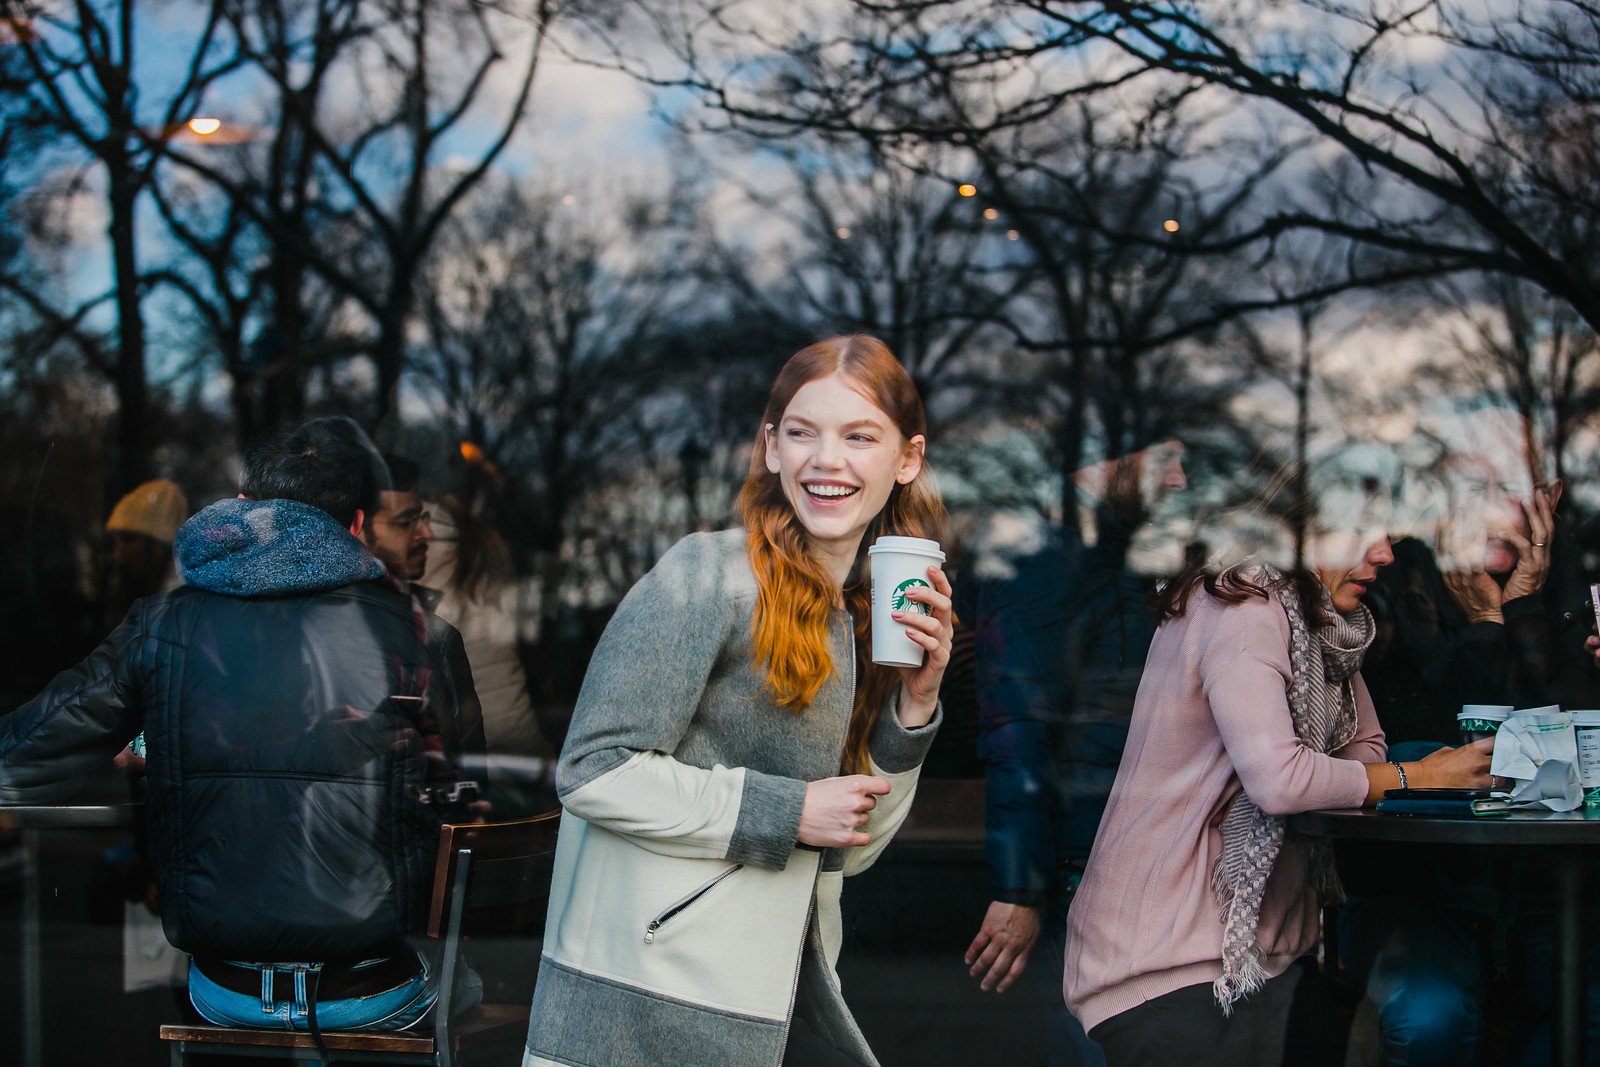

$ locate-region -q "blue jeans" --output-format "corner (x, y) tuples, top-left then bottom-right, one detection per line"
(189, 954), (443, 1032)
(1035, 880), (1108, 1067)
(1504, 920), (1600, 1067)
(1340, 898), (1484, 1067)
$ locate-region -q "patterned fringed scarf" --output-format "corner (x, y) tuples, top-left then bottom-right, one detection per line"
(1211, 567), (1374, 1014)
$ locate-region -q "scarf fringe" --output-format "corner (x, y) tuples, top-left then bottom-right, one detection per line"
(1212, 953), (1269, 1016)
(1210, 851), (1269, 1014)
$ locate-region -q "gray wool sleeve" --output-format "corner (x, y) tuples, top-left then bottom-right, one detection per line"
(868, 692), (942, 774)
(727, 769), (808, 868)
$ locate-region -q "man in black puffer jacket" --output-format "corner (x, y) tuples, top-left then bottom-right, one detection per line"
(0, 416), (484, 1037)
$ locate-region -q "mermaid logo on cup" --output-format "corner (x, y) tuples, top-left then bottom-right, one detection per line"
(868, 535), (946, 667)
(891, 577), (932, 616)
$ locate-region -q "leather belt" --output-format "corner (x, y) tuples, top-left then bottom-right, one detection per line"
(193, 955), (421, 1001)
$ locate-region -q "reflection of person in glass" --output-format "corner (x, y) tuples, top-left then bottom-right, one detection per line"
(422, 457), (554, 809)
(104, 478), (190, 625)
(1343, 409), (1600, 1067)
(1364, 484), (1567, 744)
(1062, 460), (1492, 1067)
(964, 440), (1186, 1067)
(524, 336), (951, 1067)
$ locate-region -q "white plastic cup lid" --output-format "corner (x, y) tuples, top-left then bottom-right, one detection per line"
(1458, 705), (1512, 721)
(868, 535), (945, 561)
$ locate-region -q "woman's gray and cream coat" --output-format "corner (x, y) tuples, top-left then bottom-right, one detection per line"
(524, 530), (940, 1066)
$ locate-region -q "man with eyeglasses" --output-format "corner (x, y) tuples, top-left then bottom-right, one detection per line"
(363, 454), (433, 585)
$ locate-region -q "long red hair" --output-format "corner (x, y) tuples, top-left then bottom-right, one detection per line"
(735, 335), (947, 774)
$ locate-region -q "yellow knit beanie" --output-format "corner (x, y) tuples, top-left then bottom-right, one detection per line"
(106, 479), (190, 544)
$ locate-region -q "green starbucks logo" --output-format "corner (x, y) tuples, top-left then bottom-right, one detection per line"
(891, 577), (932, 615)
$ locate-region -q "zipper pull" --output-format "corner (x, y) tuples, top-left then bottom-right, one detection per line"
(644, 921), (660, 945)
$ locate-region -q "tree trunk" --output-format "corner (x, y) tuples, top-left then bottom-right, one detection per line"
(108, 167), (150, 492)
(1291, 315), (1315, 571)
(1057, 346), (1087, 530)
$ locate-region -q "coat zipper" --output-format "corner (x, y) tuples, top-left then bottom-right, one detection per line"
(643, 863), (744, 944)
(774, 612), (856, 1063)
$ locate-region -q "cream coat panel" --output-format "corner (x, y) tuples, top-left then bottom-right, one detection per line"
(544, 810), (820, 1020)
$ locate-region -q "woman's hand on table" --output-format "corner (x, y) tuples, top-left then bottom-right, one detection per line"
(1412, 737), (1495, 789)
(1365, 738), (1494, 803)
(892, 565), (953, 728)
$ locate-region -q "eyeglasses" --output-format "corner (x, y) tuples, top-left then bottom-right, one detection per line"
(378, 510), (432, 534)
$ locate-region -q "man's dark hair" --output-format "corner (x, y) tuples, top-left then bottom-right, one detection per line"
(381, 454), (421, 496)
(241, 417), (391, 526)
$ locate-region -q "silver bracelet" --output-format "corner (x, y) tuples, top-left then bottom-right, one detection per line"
(1392, 761), (1408, 790)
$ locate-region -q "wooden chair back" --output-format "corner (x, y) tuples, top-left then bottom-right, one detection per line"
(160, 810), (561, 1067)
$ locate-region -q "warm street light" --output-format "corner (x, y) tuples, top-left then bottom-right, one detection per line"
(1006, 229), (1020, 241)
(957, 183), (977, 197)
(835, 227), (851, 239)
(1163, 219), (1181, 233)
(157, 118), (260, 144)
(983, 207), (999, 220)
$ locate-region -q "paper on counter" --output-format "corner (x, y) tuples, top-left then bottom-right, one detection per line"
(1490, 712), (1584, 811)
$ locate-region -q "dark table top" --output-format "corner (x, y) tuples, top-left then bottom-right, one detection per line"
(0, 804), (139, 830)
(1290, 806), (1600, 846)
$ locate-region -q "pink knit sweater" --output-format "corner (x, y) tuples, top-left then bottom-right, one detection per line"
(1063, 585), (1386, 1034)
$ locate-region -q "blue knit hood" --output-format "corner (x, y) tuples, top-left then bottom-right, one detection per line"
(175, 497), (386, 598)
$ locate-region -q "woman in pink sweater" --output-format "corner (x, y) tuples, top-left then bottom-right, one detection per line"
(1063, 534), (1493, 1066)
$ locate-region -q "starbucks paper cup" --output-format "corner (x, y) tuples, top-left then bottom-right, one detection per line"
(868, 535), (946, 668)
(1458, 705), (1512, 745)
(1571, 710), (1600, 807)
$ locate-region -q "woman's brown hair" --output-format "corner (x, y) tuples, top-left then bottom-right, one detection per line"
(735, 335), (947, 774)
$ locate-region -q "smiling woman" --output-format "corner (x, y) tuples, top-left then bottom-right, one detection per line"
(524, 335), (953, 1067)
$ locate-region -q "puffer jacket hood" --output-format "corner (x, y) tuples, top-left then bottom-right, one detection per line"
(176, 497), (384, 597)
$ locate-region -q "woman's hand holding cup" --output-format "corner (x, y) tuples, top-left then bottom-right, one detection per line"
(892, 565), (954, 728)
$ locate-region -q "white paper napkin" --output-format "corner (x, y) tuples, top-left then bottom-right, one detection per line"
(1491, 712), (1584, 811)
